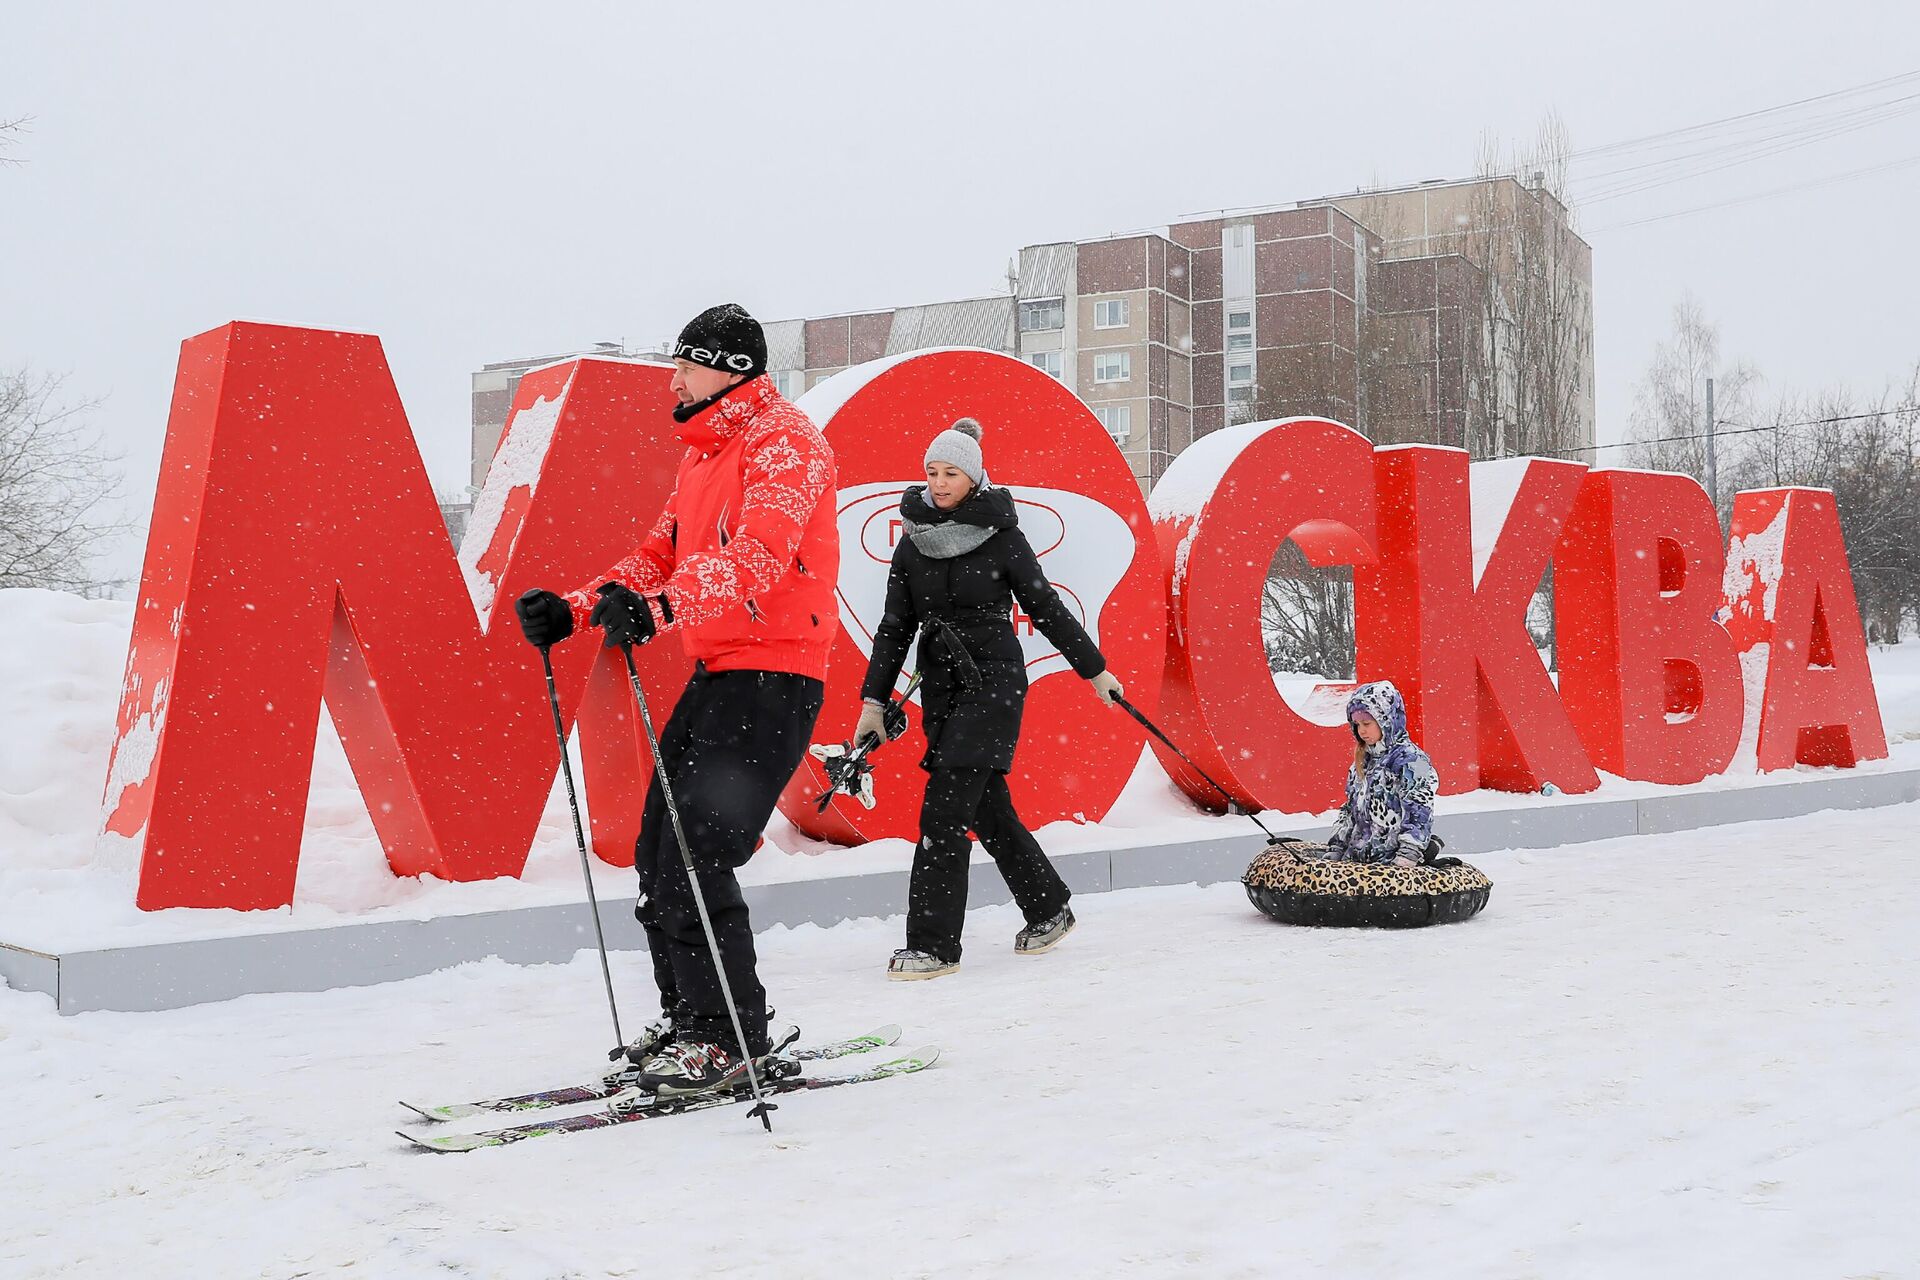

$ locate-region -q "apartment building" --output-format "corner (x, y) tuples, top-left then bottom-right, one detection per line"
(472, 177), (1594, 493)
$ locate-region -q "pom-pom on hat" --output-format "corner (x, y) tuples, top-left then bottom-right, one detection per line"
(924, 417), (986, 486)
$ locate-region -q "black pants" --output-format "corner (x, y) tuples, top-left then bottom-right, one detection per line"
(633, 665), (822, 1057)
(907, 767), (1071, 964)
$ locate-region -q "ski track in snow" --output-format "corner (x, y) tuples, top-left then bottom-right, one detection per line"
(4, 804), (1918, 1278)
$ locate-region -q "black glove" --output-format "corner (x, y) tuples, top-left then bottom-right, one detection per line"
(515, 589), (574, 649)
(590, 582), (670, 649)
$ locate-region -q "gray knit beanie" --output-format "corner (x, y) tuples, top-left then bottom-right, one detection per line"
(924, 417), (986, 487)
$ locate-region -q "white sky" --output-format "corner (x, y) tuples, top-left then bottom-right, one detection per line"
(4, 2), (1917, 582)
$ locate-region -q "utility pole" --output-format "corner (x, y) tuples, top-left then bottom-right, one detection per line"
(1704, 375), (1718, 515)
(1005, 257), (1019, 355)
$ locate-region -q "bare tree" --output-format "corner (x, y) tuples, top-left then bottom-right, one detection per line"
(1630, 299), (1920, 636)
(0, 370), (126, 590)
(0, 115), (26, 164)
(1260, 540), (1355, 679)
(1, 114), (128, 590)
(1624, 295), (1761, 486)
(1822, 388), (1920, 643)
(1454, 116), (1592, 460)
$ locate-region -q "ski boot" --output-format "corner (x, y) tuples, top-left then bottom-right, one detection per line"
(603, 1018), (676, 1087)
(634, 1026), (803, 1100)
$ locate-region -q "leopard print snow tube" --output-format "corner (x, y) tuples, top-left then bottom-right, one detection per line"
(1241, 840), (1491, 928)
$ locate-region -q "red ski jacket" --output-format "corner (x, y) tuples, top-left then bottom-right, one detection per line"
(566, 376), (839, 681)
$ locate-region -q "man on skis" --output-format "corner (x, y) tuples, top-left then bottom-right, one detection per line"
(515, 302), (838, 1095)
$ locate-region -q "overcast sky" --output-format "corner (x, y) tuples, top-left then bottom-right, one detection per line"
(5, 2), (1917, 582)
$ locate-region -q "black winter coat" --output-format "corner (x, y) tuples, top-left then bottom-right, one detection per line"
(861, 485), (1106, 772)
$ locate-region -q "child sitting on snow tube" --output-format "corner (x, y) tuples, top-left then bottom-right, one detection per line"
(1242, 681), (1491, 927)
(1324, 680), (1438, 867)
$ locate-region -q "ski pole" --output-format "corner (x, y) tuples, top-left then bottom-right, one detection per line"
(615, 642), (779, 1132)
(1112, 694), (1287, 843)
(875, 669), (923, 746)
(533, 640), (626, 1058)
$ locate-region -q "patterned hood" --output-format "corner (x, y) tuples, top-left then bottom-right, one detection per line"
(1346, 680), (1409, 751)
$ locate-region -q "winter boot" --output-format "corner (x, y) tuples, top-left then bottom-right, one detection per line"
(886, 948), (959, 981)
(1014, 905), (1076, 955)
(603, 1018), (676, 1086)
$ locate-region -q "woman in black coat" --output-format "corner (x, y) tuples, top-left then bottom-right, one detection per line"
(857, 417), (1124, 980)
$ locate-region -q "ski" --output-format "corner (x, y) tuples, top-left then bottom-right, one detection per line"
(397, 1046), (940, 1153)
(399, 1024), (902, 1123)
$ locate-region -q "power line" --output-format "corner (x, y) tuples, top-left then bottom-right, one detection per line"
(1497, 410), (1906, 461)
(1590, 153), (1920, 230)
(1719, 410), (1903, 432)
(1191, 70), (1920, 230)
(1530, 69), (1920, 229)
(1560, 68), (1920, 164)
(1573, 93), (1920, 203)
(1572, 90), (1920, 188)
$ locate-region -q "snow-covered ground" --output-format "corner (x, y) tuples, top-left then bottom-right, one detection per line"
(6, 585), (1919, 1274)
(3, 803), (1916, 1277)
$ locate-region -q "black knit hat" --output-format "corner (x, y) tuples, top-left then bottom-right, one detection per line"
(672, 303), (767, 380)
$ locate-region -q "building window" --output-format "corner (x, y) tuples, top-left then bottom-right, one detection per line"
(1093, 298), (1130, 329)
(1019, 298), (1065, 332)
(1028, 351), (1063, 380)
(1226, 307), (1254, 353)
(1227, 358), (1255, 409)
(1223, 224), (1256, 301)
(1093, 352), (1130, 383)
(769, 370), (799, 397)
(1093, 404), (1131, 443)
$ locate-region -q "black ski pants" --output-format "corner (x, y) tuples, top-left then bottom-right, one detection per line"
(633, 664), (822, 1057)
(906, 767), (1071, 964)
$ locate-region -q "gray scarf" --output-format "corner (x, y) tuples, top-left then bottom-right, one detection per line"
(903, 519), (998, 559)
(899, 485), (1017, 559)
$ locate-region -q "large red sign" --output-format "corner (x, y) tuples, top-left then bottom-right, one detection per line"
(102, 324), (689, 909)
(1557, 469), (1745, 784)
(101, 324), (1888, 911)
(1722, 488), (1886, 769)
(782, 350), (1167, 843)
(1148, 418), (1377, 814)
